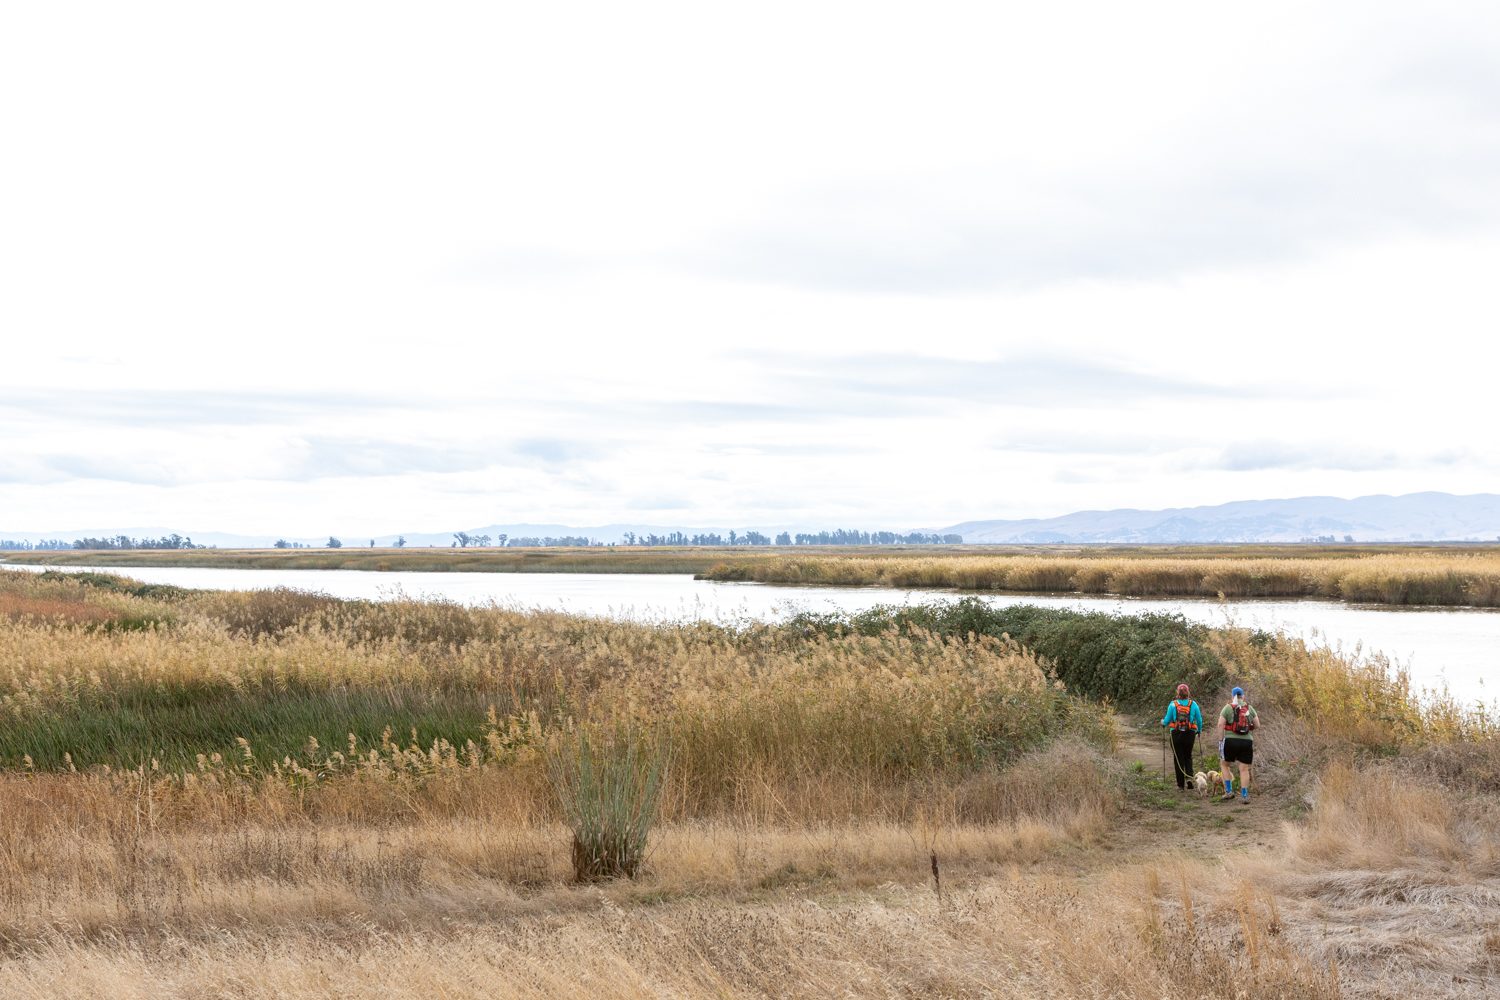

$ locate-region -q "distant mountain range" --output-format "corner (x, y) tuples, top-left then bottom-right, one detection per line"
(3, 493), (1498, 549)
(937, 492), (1500, 544)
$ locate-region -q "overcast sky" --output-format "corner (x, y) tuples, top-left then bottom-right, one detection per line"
(3, 1), (1498, 536)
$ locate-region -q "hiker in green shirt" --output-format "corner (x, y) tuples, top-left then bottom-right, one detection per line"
(1218, 686), (1259, 804)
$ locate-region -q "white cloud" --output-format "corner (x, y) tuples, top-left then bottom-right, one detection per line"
(1, 1), (1498, 534)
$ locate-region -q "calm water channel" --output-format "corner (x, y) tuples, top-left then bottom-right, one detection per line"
(5, 563), (1496, 705)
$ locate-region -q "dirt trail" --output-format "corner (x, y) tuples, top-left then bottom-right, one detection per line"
(1104, 714), (1290, 861)
(1116, 714), (1167, 771)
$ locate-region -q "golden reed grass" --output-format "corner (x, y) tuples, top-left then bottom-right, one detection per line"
(704, 551), (1500, 606)
(1, 567), (1496, 997)
(0, 568), (1097, 811)
(0, 860), (1346, 1000)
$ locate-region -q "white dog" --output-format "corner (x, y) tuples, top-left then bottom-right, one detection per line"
(1193, 772), (1209, 795)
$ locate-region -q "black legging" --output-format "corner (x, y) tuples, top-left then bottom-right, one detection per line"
(1170, 729), (1196, 788)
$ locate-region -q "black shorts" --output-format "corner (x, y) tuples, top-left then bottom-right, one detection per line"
(1221, 737), (1254, 765)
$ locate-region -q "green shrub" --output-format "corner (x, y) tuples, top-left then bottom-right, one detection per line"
(784, 599), (1226, 707)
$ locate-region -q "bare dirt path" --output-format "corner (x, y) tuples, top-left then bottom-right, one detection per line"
(1104, 713), (1291, 862)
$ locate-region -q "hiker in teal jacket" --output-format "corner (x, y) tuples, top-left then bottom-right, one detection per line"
(1160, 683), (1203, 790)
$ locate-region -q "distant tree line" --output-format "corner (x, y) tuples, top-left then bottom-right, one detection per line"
(787, 530), (963, 546)
(452, 532), (505, 548)
(65, 534), (203, 550)
(3, 535), (212, 551)
(444, 528), (966, 548)
(617, 529), (962, 546)
(2, 529), (965, 552)
(504, 535), (595, 547)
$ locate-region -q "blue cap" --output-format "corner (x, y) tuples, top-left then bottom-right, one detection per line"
(1232, 686), (1244, 697)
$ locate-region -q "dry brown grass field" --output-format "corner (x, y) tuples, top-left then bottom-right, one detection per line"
(7, 543), (1500, 607)
(0, 567), (1495, 997)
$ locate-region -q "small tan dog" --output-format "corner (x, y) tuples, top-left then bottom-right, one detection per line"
(1206, 769), (1221, 786)
(1193, 771), (1209, 795)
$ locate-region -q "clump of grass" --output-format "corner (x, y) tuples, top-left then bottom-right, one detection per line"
(946, 739), (1124, 824)
(1398, 733), (1500, 793)
(549, 726), (667, 881)
(1290, 760), (1463, 866)
(195, 587), (343, 638)
(319, 595), (506, 648)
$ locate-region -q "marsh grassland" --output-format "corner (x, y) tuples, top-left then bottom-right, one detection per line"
(702, 550), (1500, 606)
(0, 568), (1496, 997)
(9, 543), (1500, 607)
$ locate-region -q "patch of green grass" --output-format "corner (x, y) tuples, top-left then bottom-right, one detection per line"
(0, 681), (496, 771)
(1128, 770), (1192, 810)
